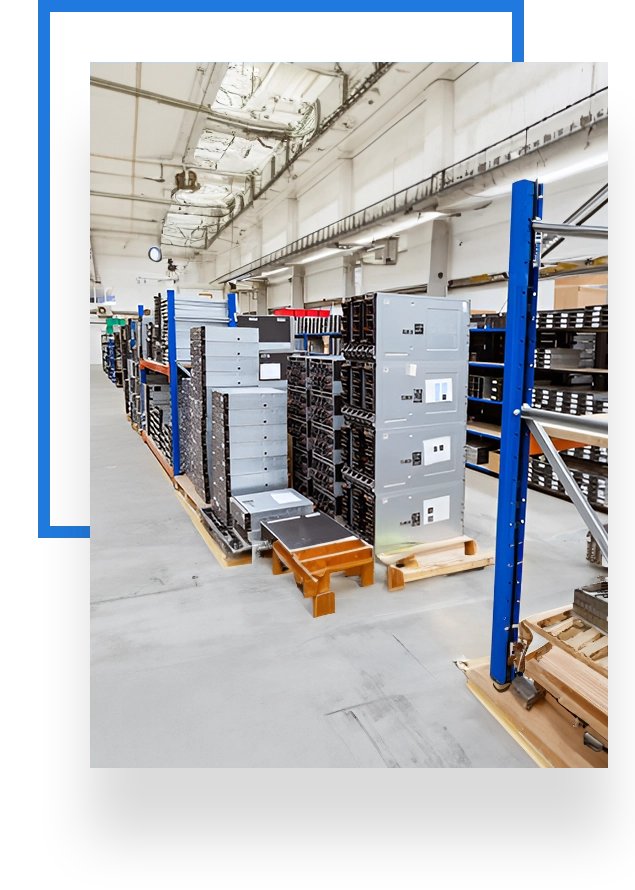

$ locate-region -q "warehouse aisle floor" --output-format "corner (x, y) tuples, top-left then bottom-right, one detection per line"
(91, 367), (606, 768)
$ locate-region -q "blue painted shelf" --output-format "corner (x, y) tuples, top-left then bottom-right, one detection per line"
(466, 462), (499, 477)
(468, 396), (503, 405)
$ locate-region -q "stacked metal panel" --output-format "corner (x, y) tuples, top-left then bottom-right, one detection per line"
(531, 384), (608, 415)
(528, 454), (608, 508)
(287, 356), (312, 498)
(340, 292), (469, 551)
(204, 326), (259, 388)
(144, 378), (172, 461)
(573, 580), (608, 632)
(178, 375), (192, 474)
(308, 356), (344, 517)
(120, 320), (141, 426)
(146, 294), (229, 363)
(175, 296), (229, 362)
(186, 326), (260, 502)
(187, 327), (211, 501)
(210, 387), (288, 522)
(537, 304), (608, 330)
(468, 373), (504, 400)
(535, 332), (596, 369)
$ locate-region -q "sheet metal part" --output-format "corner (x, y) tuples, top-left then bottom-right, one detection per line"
(341, 293), (469, 551)
(229, 488), (314, 543)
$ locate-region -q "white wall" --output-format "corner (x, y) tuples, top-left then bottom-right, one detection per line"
(453, 62), (607, 160)
(93, 253), (219, 313)
(298, 170), (340, 237)
(90, 320), (106, 365)
(240, 62), (609, 310)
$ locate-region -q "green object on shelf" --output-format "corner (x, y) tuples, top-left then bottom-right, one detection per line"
(106, 317), (126, 333)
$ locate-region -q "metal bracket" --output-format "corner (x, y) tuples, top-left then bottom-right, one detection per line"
(523, 416), (608, 563)
(510, 675), (546, 710)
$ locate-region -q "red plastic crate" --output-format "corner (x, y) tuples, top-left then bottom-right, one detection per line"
(273, 308), (330, 318)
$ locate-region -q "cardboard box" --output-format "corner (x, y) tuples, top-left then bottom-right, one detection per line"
(554, 274), (607, 310)
(487, 450), (501, 473)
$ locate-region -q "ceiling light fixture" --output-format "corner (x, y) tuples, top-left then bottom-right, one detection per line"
(148, 246), (162, 262)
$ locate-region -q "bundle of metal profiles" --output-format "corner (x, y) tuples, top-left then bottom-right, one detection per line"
(210, 386), (288, 524)
(172, 296), (229, 363)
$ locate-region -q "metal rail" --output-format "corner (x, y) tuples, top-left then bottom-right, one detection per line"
(521, 405), (608, 433)
(533, 222), (608, 239)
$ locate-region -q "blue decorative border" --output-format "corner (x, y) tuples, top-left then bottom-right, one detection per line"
(36, 0), (525, 538)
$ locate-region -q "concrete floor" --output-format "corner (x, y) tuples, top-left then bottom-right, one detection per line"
(91, 366), (606, 767)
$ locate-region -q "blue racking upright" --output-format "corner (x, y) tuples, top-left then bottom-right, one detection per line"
(489, 179), (609, 687)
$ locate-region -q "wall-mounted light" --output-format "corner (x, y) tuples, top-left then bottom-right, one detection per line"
(148, 246), (162, 262)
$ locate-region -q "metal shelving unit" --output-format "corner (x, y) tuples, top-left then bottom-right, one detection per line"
(490, 179), (609, 687)
(138, 290), (237, 479)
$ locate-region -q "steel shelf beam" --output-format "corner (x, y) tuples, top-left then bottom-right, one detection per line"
(532, 221), (608, 239)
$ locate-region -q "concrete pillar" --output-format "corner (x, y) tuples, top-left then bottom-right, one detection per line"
(291, 266), (305, 308)
(427, 219), (450, 297)
(256, 288), (267, 314)
(339, 159), (353, 219)
(343, 256), (356, 296)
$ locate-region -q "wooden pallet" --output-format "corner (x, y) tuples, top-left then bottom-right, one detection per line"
(520, 604), (608, 678)
(524, 643), (608, 742)
(172, 474), (252, 569)
(463, 658), (607, 768)
(378, 536), (494, 591)
(272, 537), (374, 617)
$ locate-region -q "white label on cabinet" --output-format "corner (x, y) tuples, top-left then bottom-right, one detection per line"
(271, 492), (300, 504)
(423, 436), (452, 465)
(260, 363), (281, 380)
(425, 378), (453, 403)
(423, 495), (450, 524)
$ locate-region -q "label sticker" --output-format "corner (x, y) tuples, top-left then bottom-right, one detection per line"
(423, 495), (450, 524)
(271, 492), (300, 504)
(425, 378), (453, 403)
(423, 436), (452, 465)
(406, 363), (417, 377)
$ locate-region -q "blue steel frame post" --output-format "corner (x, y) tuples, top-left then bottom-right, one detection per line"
(490, 179), (543, 686)
(166, 289), (181, 475)
(227, 292), (238, 327)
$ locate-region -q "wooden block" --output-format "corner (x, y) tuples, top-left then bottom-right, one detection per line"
(378, 535), (472, 566)
(524, 645), (608, 740)
(580, 638), (609, 659)
(313, 591), (335, 617)
(465, 660), (607, 768)
(544, 616), (575, 636)
(568, 628), (603, 651)
(387, 564), (406, 591)
(522, 606), (608, 679)
(359, 561), (375, 587)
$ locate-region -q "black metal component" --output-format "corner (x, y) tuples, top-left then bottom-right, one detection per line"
(510, 676), (545, 710)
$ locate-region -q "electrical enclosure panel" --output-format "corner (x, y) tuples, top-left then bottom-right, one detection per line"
(341, 293), (469, 551)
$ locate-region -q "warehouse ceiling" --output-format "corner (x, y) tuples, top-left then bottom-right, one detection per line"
(90, 62), (383, 263)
